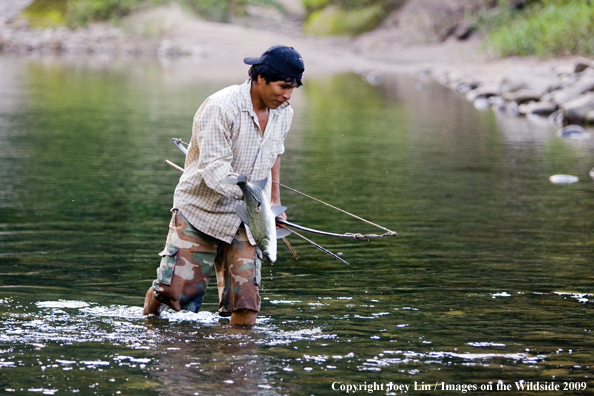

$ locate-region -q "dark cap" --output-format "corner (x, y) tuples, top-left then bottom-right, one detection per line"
(244, 45), (304, 79)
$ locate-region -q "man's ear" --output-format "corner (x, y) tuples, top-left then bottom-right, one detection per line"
(257, 75), (268, 85)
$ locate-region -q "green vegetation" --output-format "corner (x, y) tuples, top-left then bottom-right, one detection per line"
(21, 0), (284, 28)
(66, 0), (150, 27)
(482, 0), (594, 57)
(302, 0), (404, 36)
(178, 0), (283, 23)
(304, 4), (384, 36)
(19, 0), (594, 58)
(20, 0), (68, 28)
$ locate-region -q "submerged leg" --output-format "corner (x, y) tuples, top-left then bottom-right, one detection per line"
(217, 226), (262, 325)
(142, 287), (166, 316)
(230, 309), (258, 326)
(145, 210), (219, 315)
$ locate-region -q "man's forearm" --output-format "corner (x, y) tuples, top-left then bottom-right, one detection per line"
(271, 155), (281, 205)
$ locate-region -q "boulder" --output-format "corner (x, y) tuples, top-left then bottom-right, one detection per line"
(556, 124), (590, 140)
(466, 83), (499, 101)
(456, 79), (480, 94)
(474, 97), (490, 110)
(501, 88), (543, 104)
(520, 100), (557, 117)
(550, 75), (594, 105)
(499, 66), (560, 97)
(585, 110), (594, 125)
(452, 21), (474, 40)
(560, 92), (594, 124)
(393, 0), (495, 43)
(548, 109), (565, 126)
(0, 0), (33, 24)
(574, 57), (594, 73)
(506, 101), (519, 116)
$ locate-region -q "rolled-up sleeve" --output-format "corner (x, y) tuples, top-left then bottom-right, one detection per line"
(193, 101), (241, 198)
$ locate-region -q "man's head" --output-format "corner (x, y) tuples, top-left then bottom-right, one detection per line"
(244, 45), (304, 88)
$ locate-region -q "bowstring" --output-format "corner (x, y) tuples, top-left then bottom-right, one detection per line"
(174, 138), (396, 237)
(272, 181), (397, 237)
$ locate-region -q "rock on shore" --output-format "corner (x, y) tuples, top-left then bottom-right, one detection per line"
(0, 21), (203, 57)
(427, 57), (594, 127)
(0, 1), (206, 58)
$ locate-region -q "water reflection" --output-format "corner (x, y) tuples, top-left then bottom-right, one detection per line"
(1, 56), (594, 394)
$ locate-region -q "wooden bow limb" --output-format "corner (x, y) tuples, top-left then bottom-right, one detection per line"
(277, 219), (397, 240)
(165, 159), (184, 172)
(282, 237), (299, 259)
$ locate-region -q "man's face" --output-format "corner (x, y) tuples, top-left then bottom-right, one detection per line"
(257, 76), (297, 109)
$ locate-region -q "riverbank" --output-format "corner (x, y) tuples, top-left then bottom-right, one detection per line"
(0, 2), (571, 75)
(2, 2), (594, 126)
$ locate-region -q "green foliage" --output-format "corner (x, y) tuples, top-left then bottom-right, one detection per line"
(303, 0), (381, 14)
(178, 0), (284, 23)
(304, 0), (390, 13)
(302, 0), (403, 36)
(302, 0), (332, 14)
(20, 0), (68, 28)
(483, 0), (594, 57)
(66, 0), (153, 27)
(178, 0), (239, 22)
(304, 4), (384, 36)
(23, 0), (284, 28)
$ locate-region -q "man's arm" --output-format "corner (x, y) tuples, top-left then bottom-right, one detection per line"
(191, 102), (241, 198)
(270, 155), (287, 221)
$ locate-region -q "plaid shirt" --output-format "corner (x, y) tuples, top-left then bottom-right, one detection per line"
(173, 80), (293, 244)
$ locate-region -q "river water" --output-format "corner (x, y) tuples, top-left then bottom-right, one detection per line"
(1, 55), (593, 395)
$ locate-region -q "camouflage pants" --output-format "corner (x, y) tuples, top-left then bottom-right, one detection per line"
(151, 209), (261, 316)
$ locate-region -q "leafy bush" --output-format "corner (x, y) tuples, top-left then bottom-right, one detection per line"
(24, 0), (284, 28)
(304, 4), (384, 36)
(66, 0), (154, 27)
(302, 0), (405, 36)
(19, 0), (68, 28)
(483, 0), (594, 57)
(176, 0), (284, 23)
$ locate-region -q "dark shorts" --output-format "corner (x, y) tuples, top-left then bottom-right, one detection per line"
(151, 209), (261, 316)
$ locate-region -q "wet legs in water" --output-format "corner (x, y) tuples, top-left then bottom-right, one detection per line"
(142, 288), (256, 325)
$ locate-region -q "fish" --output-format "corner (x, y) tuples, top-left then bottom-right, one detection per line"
(222, 175), (291, 263)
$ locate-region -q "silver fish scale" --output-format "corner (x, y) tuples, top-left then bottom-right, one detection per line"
(241, 183), (272, 244)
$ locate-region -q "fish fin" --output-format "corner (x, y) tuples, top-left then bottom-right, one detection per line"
(271, 205), (287, 218)
(220, 176), (238, 185)
(220, 174), (247, 185)
(276, 227), (291, 239)
(235, 202), (250, 225)
(250, 177), (268, 190)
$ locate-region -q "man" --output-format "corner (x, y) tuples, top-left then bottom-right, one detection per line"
(143, 45), (304, 326)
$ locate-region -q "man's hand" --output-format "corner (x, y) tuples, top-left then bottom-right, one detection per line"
(276, 210), (287, 222)
(271, 200), (287, 222)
